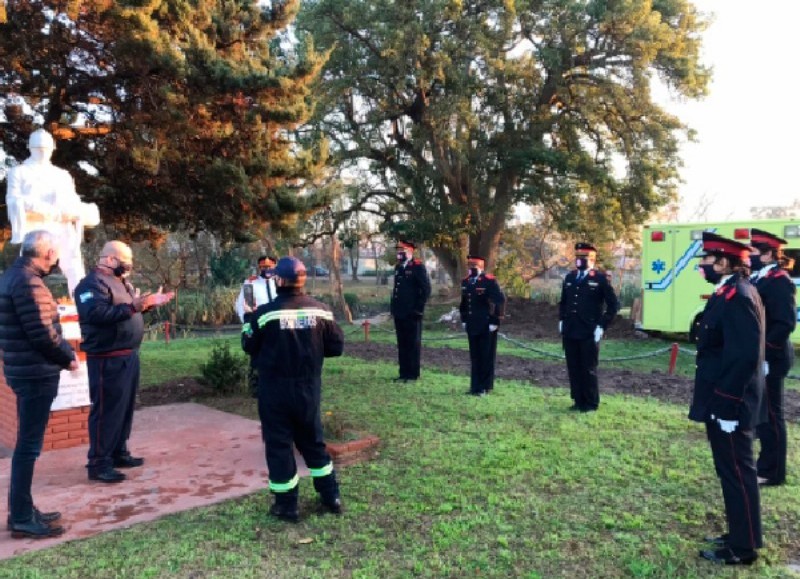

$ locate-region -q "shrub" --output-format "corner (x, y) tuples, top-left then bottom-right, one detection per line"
(209, 247), (250, 287)
(344, 292), (360, 312)
(199, 340), (248, 394)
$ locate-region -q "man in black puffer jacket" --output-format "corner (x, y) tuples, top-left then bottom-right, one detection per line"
(0, 230), (78, 539)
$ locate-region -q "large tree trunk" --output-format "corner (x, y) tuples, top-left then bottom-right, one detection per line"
(329, 235), (353, 323)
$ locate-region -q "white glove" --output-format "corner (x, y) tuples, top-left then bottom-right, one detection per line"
(717, 419), (739, 434)
(558, 321), (563, 334)
(594, 326), (604, 342)
(462, 322), (467, 331)
(763, 361), (769, 376)
(489, 324), (498, 332)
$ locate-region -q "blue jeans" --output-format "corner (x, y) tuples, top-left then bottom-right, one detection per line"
(6, 375), (58, 524)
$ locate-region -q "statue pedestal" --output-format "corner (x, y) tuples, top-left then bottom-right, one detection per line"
(0, 306), (90, 452)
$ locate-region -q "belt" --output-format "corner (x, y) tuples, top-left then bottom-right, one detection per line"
(86, 349), (134, 358)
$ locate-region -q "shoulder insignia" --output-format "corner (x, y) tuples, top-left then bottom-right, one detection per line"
(412, 259), (423, 266)
(483, 273), (496, 280)
(246, 275), (258, 281)
(769, 269), (791, 280)
(724, 286), (737, 301)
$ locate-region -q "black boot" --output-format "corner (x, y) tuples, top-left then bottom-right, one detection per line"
(313, 471), (342, 515)
(270, 489), (299, 523)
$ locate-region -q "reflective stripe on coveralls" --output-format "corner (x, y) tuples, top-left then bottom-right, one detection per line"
(269, 473), (300, 493)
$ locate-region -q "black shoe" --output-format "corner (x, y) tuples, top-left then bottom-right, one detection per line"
(7, 507), (61, 530)
(113, 455), (144, 468)
(757, 476), (783, 487)
(699, 547), (757, 565)
(9, 518), (65, 539)
(88, 469), (127, 483)
(703, 534), (729, 546)
(269, 502), (299, 523)
(321, 497), (343, 515)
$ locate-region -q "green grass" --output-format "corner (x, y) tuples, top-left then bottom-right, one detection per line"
(1, 347), (799, 578)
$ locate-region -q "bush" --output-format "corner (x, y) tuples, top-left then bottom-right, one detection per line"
(199, 340), (248, 394)
(344, 292), (360, 312)
(209, 247), (250, 287)
(148, 287), (240, 327)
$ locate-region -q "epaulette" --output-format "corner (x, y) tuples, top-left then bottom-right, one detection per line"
(767, 268), (791, 280)
(589, 270), (597, 278)
(724, 286), (737, 300)
(412, 259), (423, 265)
(483, 273), (496, 280)
(246, 275), (258, 282)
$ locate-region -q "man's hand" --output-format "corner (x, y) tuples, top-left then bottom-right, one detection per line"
(142, 286), (176, 311)
(68, 357), (80, 371)
(489, 324), (498, 332)
(594, 326), (604, 343)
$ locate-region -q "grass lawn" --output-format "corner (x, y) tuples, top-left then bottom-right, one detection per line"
(0, 338), (798, 578)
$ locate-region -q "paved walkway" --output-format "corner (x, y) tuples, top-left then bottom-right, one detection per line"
(0, 403), (308, 560)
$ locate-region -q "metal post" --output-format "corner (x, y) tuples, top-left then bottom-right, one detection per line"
(363, 320), (370, 342)
(668, 342), (679, 375)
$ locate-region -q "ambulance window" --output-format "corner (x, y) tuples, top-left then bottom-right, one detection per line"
(781, 249), (800, 278)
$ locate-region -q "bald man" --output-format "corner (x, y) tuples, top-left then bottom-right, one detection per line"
(74, 241), (174, 483)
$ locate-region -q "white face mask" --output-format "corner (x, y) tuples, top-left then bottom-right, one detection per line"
(28, 147), (54, 164)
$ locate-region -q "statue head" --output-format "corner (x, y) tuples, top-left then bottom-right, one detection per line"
(27, 129), (55, 164)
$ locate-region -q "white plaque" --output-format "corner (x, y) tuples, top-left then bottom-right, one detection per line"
(51, 362), (90, 411)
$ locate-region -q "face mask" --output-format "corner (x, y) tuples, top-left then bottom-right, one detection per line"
(260, 268), (272, 279)
(749, 255), (763, 272)
(699, 263), (723, 285)
(112, 259), (132, 278)
(397, 252), (407, 263)
(46, 258), (60, 276)
(576, 257), (589, 271)
(469, 267), (479, 277)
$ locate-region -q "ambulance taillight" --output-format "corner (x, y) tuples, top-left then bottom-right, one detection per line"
(651, 231), (665, 242)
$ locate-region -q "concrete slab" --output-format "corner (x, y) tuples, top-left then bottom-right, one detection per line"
(0, 403), (308, 560)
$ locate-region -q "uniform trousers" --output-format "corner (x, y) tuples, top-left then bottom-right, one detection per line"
(258, 377), (338, 502)
(756, 357), (790, 484)
(6, 376), (58, 524)
(86, 351), (140, 473)
(563, 336), (599, 409)
(394, 317), (423, 380)
(705, 421), (762, 551)
(468, 331), (498, 393)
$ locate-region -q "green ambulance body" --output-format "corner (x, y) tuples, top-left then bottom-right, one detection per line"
(641, 219), (800, 342)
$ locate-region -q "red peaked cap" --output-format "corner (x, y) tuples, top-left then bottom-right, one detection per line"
(700, 232), (751, 260)
(750, 228), (787, 251)
(397, 240), (416, 250)
(575, 242), (596, 254)
(467, 255), (485, 267)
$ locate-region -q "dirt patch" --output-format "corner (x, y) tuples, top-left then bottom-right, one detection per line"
(342, 341), (800, 423)
(137, 377), (213, 408)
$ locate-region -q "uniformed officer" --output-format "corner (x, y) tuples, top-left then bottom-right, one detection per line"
(693, 232), (764, 566)
(558, 242), (619, 412)
(75, 241), (174, 483)
(459, 255), (506, 396)
(390, 241), (431, 383)
(236, 255), (278, 397)
(241, 257), (345, 522)
(749, 228), (795, 487)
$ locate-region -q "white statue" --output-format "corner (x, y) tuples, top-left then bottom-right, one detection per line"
(6, 129), (100, 296)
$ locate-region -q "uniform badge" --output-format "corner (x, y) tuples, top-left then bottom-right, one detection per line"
(79, 291), (93, 303)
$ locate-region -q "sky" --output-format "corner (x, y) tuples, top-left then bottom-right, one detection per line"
(667, 0), (800, 221)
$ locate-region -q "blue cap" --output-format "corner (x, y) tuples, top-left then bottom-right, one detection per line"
(270, 256), (307, 282)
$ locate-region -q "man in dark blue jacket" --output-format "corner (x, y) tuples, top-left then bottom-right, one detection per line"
(694, 232), (765, 566)
(390, 241), (431, 383)
(74, 241), (173, 483)
(558, 242), (619, 412)
(0, 230), (77, 538)
(242, 257), (345, 522)
(748, 228), (796, 487)
(460, 255), (506, 396)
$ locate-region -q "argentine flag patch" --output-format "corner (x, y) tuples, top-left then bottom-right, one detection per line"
(79, 291), (93, 303)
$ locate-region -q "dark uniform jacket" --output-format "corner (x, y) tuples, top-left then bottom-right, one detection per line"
(74, 268), (145, 354)
(753, 266), (796, 364)
(558, 269), (619, 340)
(242, 289), (344, 385)
(390, 259), (431, 319)
(0, 256), (74, 379)
(459, 273), (506, 336)
(690, 273), (765, 427)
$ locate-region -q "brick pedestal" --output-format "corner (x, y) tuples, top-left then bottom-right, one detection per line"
(0, 307), (90, 452)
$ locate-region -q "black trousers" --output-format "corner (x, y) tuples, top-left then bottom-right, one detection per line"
(468, 331), (498, 393)
(705, 421), (762, 551)
(756, 357), (789, 484)
(6, 375), (58, 524)
(258, 377), (338, 502)
(563, 337), (599, 409)
(394, 316), (423, 380)
(86, 351), (140, 473)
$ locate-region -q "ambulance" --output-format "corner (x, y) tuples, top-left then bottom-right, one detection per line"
(640, 219), (800, 342)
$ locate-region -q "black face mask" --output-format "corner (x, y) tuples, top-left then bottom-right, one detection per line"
(46, 258), (60, 277)
(576, 257), (589, 271)
(469, 267), (479, 278)
(260, 268), (272, 279)
(749, 255), (763, 272)
(397, 252), (407, 263)
(699, 263), (723, 285)
(112, 260), (132, 278)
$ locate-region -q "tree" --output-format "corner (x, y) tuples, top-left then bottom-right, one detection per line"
(1, 0), (329, 241)
(297, 0), (710, 282)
